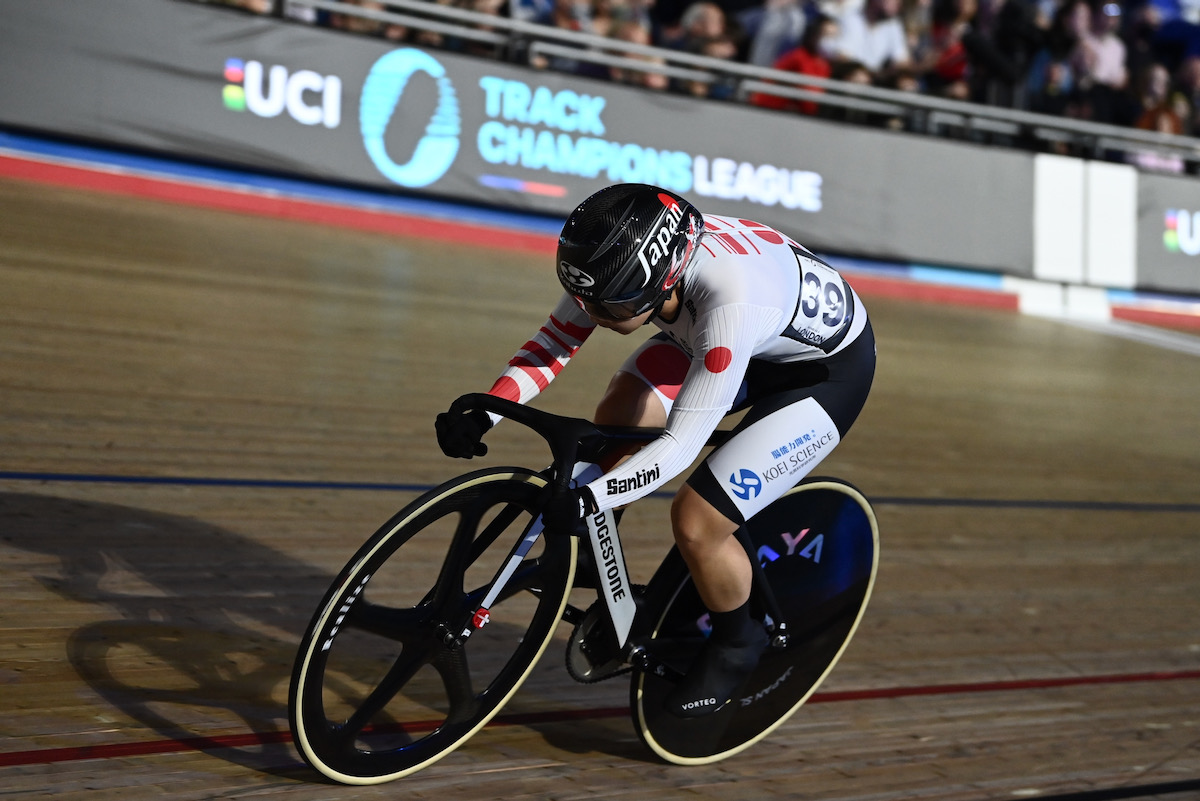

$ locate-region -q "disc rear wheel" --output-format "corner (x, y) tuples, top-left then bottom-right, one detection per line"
(631, 479), (878, 764)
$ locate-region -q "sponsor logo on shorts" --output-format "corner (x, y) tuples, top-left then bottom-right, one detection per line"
(728, 468), (762, 500)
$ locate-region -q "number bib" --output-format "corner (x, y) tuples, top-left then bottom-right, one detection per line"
(784, 247), (854, 353)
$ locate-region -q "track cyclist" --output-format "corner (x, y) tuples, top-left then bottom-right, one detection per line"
(436, 183), (875, 718)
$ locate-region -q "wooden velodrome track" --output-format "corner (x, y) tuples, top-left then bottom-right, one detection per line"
(1, 169), (1198, 801)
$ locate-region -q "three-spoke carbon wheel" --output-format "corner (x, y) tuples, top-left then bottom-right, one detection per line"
(289, 467), (576, 784)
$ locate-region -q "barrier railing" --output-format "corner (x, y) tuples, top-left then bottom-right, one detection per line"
(281, 0), (1200, 169)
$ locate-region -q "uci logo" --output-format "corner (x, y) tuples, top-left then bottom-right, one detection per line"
(1165, 209), (1200, 256)
(558, 261), (595, 289)
(729, 469), (762, 500)
(360, 49), (461, 188)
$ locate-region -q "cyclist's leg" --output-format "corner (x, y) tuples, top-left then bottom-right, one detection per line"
(670, 487), (749, 615)
(661, 485), (765, 717)
(592, 333), (688, 466)
(687, 319), (876, 526)
(664, 323), (876, 715)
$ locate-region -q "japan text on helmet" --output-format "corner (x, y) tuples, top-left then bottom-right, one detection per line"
(556, 184), (703, 320)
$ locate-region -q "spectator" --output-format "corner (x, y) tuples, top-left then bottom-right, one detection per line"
(917, 0), (1026, 101)
(833, 58), (875, 80)
(833, 0), (913, 78)
(920, 0), (979, 98)
(1172, 53), (1200, 129)
(1129, 102), (1186, 170)
(1068, 0), (1128, 123)
(511, 0), (554, 23)
(685, 33), (742, 96)
(591, 0), (622, 37)
(528, 0), (603, 75)
(666, 1), (730, 51)
(987, 0), (1048, 108)
(608, 18), (672, 90)
(535, 0), (595, 32)
(902, 0), (934, 60)
(746, 0), (810, 66)
(460, 0), (508, 56)
(1025, 0), (1083, 115)
(329, 0), (387, 34)
(751, 13), (841, 112)
(1127, 60), (1174, 119)
(829, 59), (877, 122)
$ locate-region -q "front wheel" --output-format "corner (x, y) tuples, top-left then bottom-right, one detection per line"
(289, 467), (577, 784)
(631, 478), (878, 764)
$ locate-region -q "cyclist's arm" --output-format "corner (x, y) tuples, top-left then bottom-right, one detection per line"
(585, 303), (763, 511)
(484, 293), (595, 424)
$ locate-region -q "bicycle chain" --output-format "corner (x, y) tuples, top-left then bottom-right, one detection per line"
(564, 586), (646, 684)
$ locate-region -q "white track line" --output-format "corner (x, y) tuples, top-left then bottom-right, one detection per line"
(1062, 317), (1200, 357)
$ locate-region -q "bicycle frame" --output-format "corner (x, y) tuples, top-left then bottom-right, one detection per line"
(446, 393), (787, 664)
(291, 393), (877, 781)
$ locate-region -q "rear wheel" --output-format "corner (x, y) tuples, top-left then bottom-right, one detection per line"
(289, 467), (576, 784)
(631, 478), (878, 764)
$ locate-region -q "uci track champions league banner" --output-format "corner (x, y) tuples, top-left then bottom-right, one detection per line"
(214, 21), (833, 230)
(353, 50), (823, 215)
(0, 0), (1034, 273)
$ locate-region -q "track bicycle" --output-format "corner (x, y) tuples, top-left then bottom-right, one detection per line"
(288, 393), (879, 784)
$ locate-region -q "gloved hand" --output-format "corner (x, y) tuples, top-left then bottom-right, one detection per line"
(435, 408), (493, 459)
(540, 484), (597, 536)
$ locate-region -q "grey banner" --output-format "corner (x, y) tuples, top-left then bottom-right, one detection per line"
(1138, 173), (1200, 295)
(0, 0), (1033, 274)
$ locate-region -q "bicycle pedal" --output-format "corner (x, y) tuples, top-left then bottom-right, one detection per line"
(565, 596), (642, 683)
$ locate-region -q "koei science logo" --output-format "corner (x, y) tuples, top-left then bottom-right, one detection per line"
(360, 49), (461, 188)
(1164, 208), (1200, 256)
(223, 58), (342, 128)
(728, 469), (762, 501)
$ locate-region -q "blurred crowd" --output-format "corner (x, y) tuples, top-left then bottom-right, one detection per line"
(211, 0), (1200, 167)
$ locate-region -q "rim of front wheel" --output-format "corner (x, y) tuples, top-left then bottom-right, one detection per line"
(289, 468), (576, 784)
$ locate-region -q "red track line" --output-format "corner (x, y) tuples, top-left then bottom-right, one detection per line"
(845, 273), (1020, 311)
(1111, 305), (1200, 331)
(2, 669), (1197, 768)
(0, 153), (557, 256)
(0, 151), (1015, 312)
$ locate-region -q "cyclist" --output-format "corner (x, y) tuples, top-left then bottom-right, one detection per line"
(436, 183), (875, 717)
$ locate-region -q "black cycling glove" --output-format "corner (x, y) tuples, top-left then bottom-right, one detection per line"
(435, 408), (493, 459)
(540, 485), (597, 536)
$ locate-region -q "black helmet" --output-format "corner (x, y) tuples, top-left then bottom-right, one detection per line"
(556, 184), (703, 320)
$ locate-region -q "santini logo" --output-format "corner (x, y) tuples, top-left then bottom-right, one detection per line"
(361, 48), (461, 188)
(223, 59), (342, 128)
(1164, 209), (1200, 256)
(606, 465), (659, 495)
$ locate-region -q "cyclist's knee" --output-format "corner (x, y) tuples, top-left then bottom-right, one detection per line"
(671, 485), (738, 556)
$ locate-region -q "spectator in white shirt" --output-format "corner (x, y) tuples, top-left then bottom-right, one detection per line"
(834, 0), (912, 75)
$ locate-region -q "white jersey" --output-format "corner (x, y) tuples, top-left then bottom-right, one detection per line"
(486, 214), (867, 513)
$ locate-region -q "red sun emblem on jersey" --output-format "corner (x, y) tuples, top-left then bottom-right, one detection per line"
(704, 347), (733, 373)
